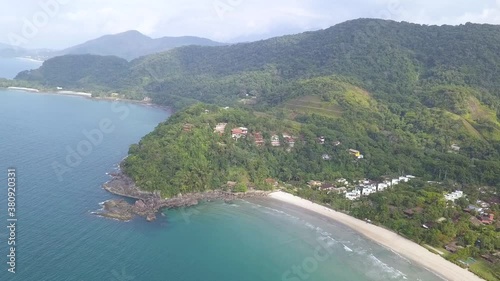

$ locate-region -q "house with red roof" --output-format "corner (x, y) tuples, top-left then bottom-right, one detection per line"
(231, 127), (248, 140)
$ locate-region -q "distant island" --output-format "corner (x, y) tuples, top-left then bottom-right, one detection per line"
(6, 18), (500, 280)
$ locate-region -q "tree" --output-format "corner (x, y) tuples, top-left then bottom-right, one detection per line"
(234, 182), (248, 193)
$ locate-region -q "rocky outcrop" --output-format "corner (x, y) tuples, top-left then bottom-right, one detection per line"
(95, 172), (270, 222)
(96, 200), (134, 221)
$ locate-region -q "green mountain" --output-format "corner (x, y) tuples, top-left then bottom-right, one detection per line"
(14, 19), (500, 189)
(16, 54), (130, 89)
(1, 31), (224, 60)
(55, 30), (225, 60)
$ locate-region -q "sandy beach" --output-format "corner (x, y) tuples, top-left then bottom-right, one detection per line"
(7, 86), (39, 92)
(269, 191), (484, 281)
(57, 90), (92, 97)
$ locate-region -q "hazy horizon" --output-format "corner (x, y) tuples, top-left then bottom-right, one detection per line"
(1, 0), (500, 49)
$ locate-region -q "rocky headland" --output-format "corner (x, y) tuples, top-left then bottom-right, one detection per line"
(95, 172), (270, 222)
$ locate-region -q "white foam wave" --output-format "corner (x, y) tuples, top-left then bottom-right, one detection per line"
(368, 254), (408, 280)
(343, 245), (353, 252)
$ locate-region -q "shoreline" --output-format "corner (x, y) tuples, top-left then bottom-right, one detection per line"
(2, 86), (172, 112)
(268, 191), (484, 281)
(7, 86), (39, 92)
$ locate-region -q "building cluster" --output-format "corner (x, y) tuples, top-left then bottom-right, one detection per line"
(345, 175), (415, 200)
(211, 124), (365, 160)
(212, 123), (297, 148)
(465, 200), (496, 226)
(308, 175), (416, 200)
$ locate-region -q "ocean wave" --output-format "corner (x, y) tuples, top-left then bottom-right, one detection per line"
(318, 235), (338, 246)
(368, 254), (408, 280)
(305, 222), (315, 230)
(261, 205), (302, 221)
(254, 203), (344, 245)
(354, 248), (368, 256)
(343, 244), (353, 252)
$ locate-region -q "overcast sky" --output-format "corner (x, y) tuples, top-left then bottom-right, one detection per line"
(2, 0), (500, 49)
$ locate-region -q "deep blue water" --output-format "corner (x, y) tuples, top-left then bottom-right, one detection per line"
(0, 58), (43, 79)
(0, 90), (442, 281)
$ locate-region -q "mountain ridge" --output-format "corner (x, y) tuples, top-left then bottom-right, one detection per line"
(1, 30), (225, 60)
(57, 30), (226, 60)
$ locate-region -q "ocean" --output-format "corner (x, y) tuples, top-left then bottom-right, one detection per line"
(0, 89), (442, 281)
(0, 58), (43, 79)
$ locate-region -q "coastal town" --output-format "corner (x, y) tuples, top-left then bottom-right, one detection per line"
(207, 120), (500, 276)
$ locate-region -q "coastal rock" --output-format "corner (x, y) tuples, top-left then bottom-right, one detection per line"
(96, 172), (271, 222)
(146, 213), (156, 222)
(134, 199), (147, 211)
(95, 200), (134, 221)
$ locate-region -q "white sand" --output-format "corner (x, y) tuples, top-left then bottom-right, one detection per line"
(57, 91), (92, 97)
(269, 191), (484, 281)
(7, 86), (39, 92)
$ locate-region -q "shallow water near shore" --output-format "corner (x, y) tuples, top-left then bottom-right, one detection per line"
(0, 90), (441, 281)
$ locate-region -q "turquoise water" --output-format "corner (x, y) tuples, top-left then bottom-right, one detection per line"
(0, 90), (442, 281)
(0, 58), (43, 79)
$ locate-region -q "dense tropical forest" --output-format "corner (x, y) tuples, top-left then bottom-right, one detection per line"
(9, 19), (500, 279)
(123, 103), (500, 194)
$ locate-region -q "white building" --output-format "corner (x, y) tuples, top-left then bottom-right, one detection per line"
(346, 190), (361, 200)
(399, 176), (409, 183)
(362, 186), (377, 196)
(377, 183), (388, 192)
(444, 191), (464, 202)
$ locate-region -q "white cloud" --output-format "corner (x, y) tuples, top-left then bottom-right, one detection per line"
(0, 0), (499, 49)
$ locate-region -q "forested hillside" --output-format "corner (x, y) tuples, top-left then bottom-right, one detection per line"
(16, 19), (500, 109)
(123, 103), (500, 195)
(14, 18), (500, 187)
